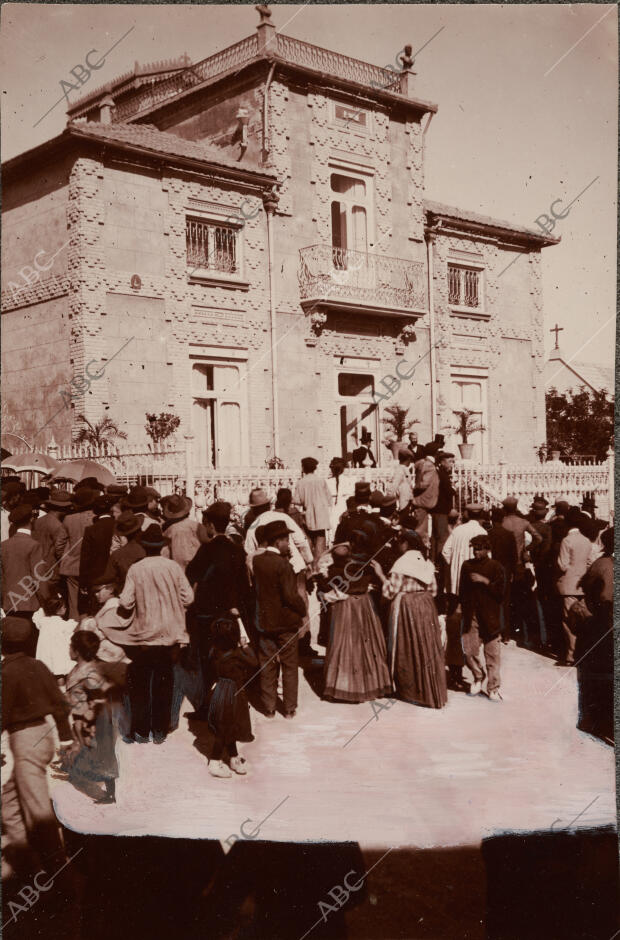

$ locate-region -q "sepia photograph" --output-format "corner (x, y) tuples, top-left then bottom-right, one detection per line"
(0, 2), (617, 937)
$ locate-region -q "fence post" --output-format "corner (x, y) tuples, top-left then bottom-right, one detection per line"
(499, 460), (507, 500)
(48, 436), (59, 463)
(607, 448), (614, 521)
(184, 435), (194, 500)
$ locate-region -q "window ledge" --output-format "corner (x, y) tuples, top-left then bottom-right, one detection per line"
(188, 270), (249, 291)
(449, 305), (489, 319)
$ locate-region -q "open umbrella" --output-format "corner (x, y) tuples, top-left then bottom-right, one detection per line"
(1, 452), (60, 474)
(47, 459), (117, 488)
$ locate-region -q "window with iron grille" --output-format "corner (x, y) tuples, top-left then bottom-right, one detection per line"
(448, 264), (481, 309)
(186, 218), (238, 275)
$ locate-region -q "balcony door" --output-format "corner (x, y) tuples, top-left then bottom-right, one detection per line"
(337, 371), (379, 464)
(330, 170), (373, 285)
(450, 372), (488, 463)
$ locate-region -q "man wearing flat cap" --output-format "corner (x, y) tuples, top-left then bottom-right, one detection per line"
(459, 534), (505, 700)
(253, 519), (307, 718)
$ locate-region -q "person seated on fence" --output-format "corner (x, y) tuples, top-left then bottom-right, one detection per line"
(207, 616), (258, 779)
(63, 630), (119, 804)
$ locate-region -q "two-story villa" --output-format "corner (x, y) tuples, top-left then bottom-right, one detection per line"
(1, 6), (558, 468)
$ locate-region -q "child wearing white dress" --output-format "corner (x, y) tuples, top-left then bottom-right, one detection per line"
(33, 597), (76, 680)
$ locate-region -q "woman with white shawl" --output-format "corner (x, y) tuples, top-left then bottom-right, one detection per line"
(371, 530), (447, 708)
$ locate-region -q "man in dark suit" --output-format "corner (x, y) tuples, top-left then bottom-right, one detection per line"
(59, 487), (95, 620)
(79, 494), (116, 614)
(253, 520), (307, 719)
(405, 431), (425, 463)
(431, 451), (456, 565)
(1, 504), (52, 654)
(32, 488), (71, 591)
(488, 506), (518, 643)
(186, 501), (252, 706)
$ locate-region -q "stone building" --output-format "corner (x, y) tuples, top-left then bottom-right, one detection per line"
(1, 7), (558, 468)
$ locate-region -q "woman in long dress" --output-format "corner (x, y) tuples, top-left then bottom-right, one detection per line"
(319, 535), (392, 703)
(372, 531), (447, 708)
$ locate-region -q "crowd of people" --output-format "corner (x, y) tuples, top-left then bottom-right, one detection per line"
(0, 444), (614, 882)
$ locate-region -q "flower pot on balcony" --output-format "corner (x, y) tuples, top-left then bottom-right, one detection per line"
(550, 450), (561, 462)
(388, 440), (406, 460)
(458, 443), (474, 460)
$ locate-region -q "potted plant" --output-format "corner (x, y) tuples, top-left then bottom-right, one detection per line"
(381, 404), (419, 459)
(450, 409), (486, 460)
(145, 412), (181, 448)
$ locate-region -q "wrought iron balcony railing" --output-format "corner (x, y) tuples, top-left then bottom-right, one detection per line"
(112, 33), (403, 123)
(298, 245), (427, 316)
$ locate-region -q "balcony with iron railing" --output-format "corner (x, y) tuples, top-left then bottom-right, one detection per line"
(298, 245), (427, 318)
(112, 33), (406, 123)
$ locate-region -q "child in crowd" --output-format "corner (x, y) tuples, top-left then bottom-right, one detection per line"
(33, 595), (76, 683)
(78, 574), (131, 675)
(64, 631), (119, 804)
(207, 616), (257, 779)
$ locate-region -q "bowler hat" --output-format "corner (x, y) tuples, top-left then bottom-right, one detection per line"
(93, 494), (116, 516)
(2, 615), (32, 644)
(46, 487), (73, 511)
(249, 488), (270, 508)
(423, 442), (440, 458)
(23, 489), (45, 508)
(354, 481), (371, 502)
(75, 476), (104, 493)
(531, 496), (548, 510)
(369, 490), (384, 508)
(141, 523), (166, 547)
(72, 488), (96, 510)
(127, 486), (149, 511)
(161, 493), (192, 521)
(2, 481), (24, 501)
(436, 451), (455, 461)
(144, 486), (161, 502)
(263, 520), (290, 543)
(502, 496), (519, 510)
(115, 510), (142, 537)
(8, 503), (34, 526)
(106, 483), (129, 497)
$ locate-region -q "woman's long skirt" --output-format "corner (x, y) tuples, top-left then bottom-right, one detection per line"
(323, 594), (392, 703)
(388, 591), (447, 708)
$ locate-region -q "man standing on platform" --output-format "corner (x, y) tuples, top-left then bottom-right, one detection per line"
(253, 520), (307, 719)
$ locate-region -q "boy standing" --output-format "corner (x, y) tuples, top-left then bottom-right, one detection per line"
(253, 520), (307, 718)
(459, 534), (505, 701)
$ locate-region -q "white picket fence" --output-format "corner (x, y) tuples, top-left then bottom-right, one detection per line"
(5, 438), (614, 520)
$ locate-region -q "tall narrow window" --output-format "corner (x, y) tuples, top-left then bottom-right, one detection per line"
(337, 371), (378, 463)
(447, 264), (481, 309)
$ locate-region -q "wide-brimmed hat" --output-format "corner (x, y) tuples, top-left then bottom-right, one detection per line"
(2, 615), (32, 644)
(436, 451), (455, 461)
(92, 570), (117, 588)
(161, 493), (192, 520)
(22, 488), (47, 508)
(46, 487), (73, 511)
(144, 486), (161, 502)
(502, 496), (518, 510)
(141, 523), (166, 547)
(115, 510), (143, 537)
(2, 481), (24, 501)
(72, 487), (96, 510)
(423, 442), (440, 458)
(106, 483), (129, 498)
(93, 494), (117, 516)
(263, 520), (290, 542)
(75, 477), (104, 493)
(249, 488), (270, 508)
(530, 496), (548, 510)
(8, 503), (34, 526)
(126, 486), (149, 510)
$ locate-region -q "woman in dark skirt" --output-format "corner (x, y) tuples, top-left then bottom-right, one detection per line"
(207, 617), (258, 778)
(318, 535), (392, 704)
(372, 530), (447, 709)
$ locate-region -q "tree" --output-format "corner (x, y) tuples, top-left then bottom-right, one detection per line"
(75, 415), (127, 447)
(450, 409), (487, 444)
(546, 386), (613, 461)
(381, 404), (419, 444)
(145, 412), (181, 444)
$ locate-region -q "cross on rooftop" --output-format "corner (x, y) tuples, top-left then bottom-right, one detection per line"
(550, 323), (564, 349)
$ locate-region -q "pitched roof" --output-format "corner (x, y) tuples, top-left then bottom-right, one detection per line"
(545, 354), (614, 396)
(424, 199), (560, 245)
(68, 121), (270, 176)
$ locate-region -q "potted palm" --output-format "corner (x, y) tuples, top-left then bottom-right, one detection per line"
(450, 409), (486, 460)
(381, 404), (419, 459)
